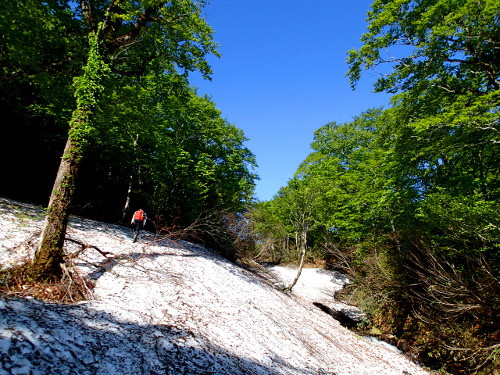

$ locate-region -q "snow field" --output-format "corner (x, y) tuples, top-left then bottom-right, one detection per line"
(0, 198), (429, 375)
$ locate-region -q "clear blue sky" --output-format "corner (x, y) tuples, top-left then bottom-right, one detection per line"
(190, 0), (391, 201)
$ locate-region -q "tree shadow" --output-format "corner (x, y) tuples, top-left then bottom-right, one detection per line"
(80, 250), (201, 280)
(66, 209), (269, 290)
(0, 297), (327, 375)
(71, 229), (273, 291)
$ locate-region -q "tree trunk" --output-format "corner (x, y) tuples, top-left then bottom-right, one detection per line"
(30, 137), (82, 280)
(30, 32), (106, 281)
(295, 232), (300, 258)
(121, 174), (134, 222)
(287, 230), (307, 292)
(121, 134), (139, 221)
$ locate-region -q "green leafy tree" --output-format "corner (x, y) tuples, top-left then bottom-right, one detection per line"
(347, 0), (499, 94)
(29, 0), (218, 280)
(299, 109), (393, 242)
(346, 0), (499, 258)
(279, 178), (321, 291)
(75, 72), (257, 228)
(344, 1), (499, 371)
(138, 90), (257, 223)
(251, 176), (324, 289)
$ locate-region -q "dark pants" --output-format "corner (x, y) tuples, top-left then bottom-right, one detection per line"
(133, 219), (143, 235)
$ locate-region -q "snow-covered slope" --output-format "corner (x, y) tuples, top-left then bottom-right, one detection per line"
(0, 198), (429, 375)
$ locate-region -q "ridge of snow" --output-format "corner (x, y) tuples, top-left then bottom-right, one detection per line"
(0, 198), (429, 375)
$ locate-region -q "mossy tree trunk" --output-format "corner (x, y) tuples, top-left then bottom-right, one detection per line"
(30, 33), (108, 281)
(30, 138), (83, 280)
(28, 1), (218, 281)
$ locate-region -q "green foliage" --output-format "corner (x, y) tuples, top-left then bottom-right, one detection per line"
(69, 32), (111, 153)
(76, 70), (257, 224)
(416, 190), (500, 259)
(347, 0), (500, 94)
(1, 0), (256, 248)
(250, 1), (499, 372)
(0, 0), (84, 119)
(141, 91), (257, 222)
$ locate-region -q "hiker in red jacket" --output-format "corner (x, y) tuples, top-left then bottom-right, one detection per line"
(131, 209), (147, 242)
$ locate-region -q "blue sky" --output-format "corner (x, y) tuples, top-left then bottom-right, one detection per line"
(191, 1), (391, 201)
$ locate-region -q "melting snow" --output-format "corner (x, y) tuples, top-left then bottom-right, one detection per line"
(0, 198), (429, 375)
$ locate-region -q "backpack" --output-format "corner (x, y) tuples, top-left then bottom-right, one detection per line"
(133, 210), (144, 221)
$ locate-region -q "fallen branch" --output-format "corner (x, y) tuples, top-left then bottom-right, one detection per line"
(64, 237), (113, 259)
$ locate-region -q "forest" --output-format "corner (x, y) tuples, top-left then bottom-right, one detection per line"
(248, 1), (499, 373)
(0, 0), (498, 374)
(0, 0), (257, 275)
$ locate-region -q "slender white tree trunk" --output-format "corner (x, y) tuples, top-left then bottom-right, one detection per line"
(287, 230), (307, 292)
(121, 174), (133, 221)
(121, 134), (139, 221)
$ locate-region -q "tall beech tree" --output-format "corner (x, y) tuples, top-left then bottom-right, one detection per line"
(32, 34), (108, 281)
(30, 0), (218, 280)
(347, 0), (499, 257)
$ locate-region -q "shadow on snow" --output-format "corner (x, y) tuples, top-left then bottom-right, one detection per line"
(0, 297), (325, 375)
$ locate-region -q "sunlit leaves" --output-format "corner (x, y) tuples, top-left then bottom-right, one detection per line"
(347, 0), (500, 94)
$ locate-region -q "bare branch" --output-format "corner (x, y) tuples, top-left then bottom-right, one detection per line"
(64, 236), (113, 259)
